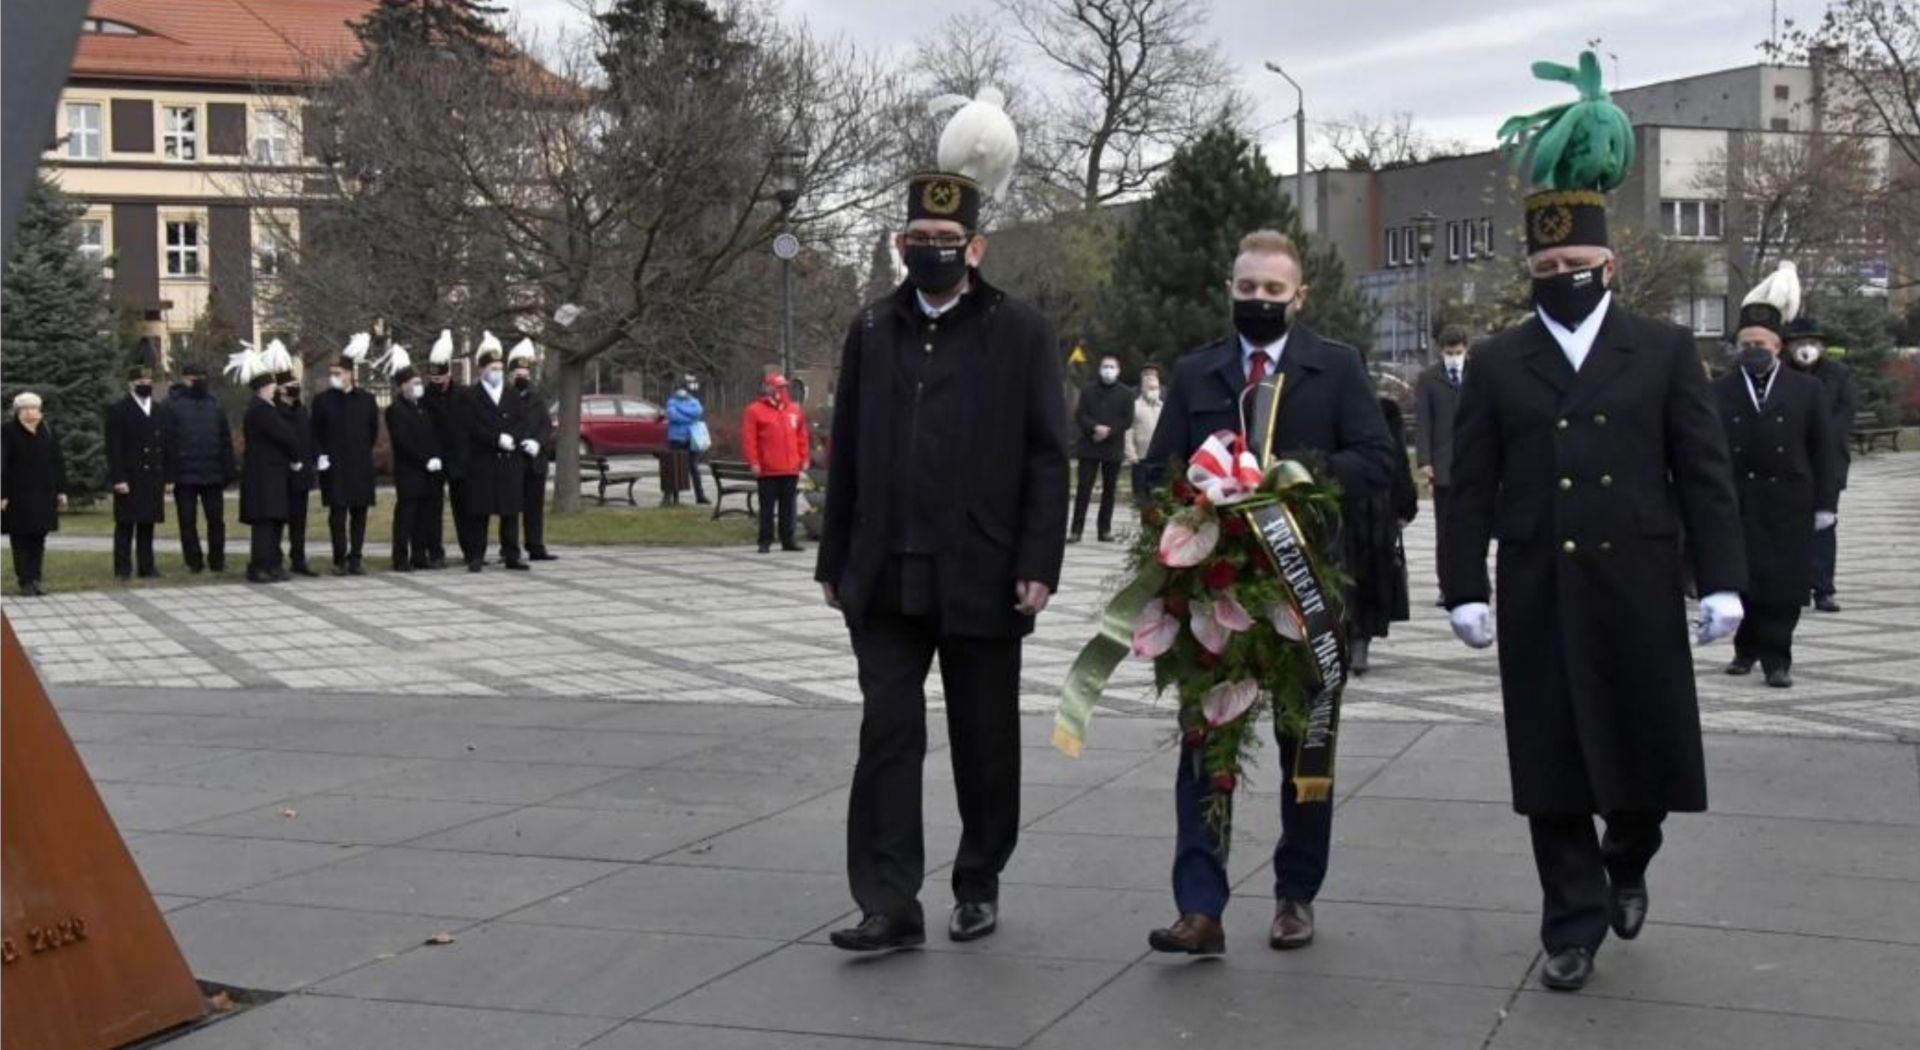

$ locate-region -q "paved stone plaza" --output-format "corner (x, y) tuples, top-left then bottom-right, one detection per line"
(9, 453), (1919, 1048)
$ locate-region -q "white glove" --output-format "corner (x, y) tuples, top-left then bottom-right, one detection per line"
(1449, 602), (1495, 649)
(1696, 591), (1745, 645)
(316, 454), (331, 472)
(520, 439), (539, 457)
(290, 461), (304, 473)
(1814, 511), (1837, 531)
(497, 433), (514, 451)
(426, 457), (442, 473)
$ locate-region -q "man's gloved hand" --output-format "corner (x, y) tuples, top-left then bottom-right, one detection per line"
(290, 461), (304, 473)
(1815, 510), (1837, 531)
(1449, 602), (1495, 649)
(520, 439), (539, 457)
(426, 457), (442, 473)
(316, 454), (332, 472)
(1696, 591), (1745, 645)
(497, 433), (514, 451)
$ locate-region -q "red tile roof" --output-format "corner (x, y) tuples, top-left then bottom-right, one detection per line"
(72, 0), (376, 86)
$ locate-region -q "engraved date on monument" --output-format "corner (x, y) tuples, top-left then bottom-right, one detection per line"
(2, 916), (89, 963)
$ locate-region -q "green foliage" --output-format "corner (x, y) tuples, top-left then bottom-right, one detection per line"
(1811, 289), (1903, 424)
(1, 176), (119, 496)
(1104, 126), (1376, 374)
(351, 0), (504, 60)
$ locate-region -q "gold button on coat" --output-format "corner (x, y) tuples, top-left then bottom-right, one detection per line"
(1562, 540), (1577, 554)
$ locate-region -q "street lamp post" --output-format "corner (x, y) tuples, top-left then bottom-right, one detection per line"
(1413, 210), (1438, 359)
(1263, 61), (1306, 228)
(769, 148), (805, 381)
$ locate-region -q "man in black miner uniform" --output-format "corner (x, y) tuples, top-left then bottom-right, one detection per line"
(509, 340), (557, 561)
(1784, 317), (1855, 612)
(458, 332), (530, 572)
(311, 334), (380, 575)
(1415, 325), (1470, 604)
(1715, 264), (1840, 689)
(1444, 51), (1748, 994)
(166, 360), (235, 573)
(1067, 354), (1134, 543)
(383, 347), (444, 572)
(274, 360), (319, 577)
(1142, 228), (1398, 957)
(239, 358), (302, 583)
(104, 362), (171, 581)
(816, 91), (1070, 952)
(422, 329), (461, 570)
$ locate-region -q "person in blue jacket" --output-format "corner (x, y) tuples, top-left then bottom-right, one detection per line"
(666, 376), (710, 505)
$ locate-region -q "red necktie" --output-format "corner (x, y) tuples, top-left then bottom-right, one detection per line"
(1246, 350), (1269, 389)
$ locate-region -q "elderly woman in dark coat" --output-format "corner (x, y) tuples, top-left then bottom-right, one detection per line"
(1343, 395), (1418, 673)
(2, 392), (69, 595)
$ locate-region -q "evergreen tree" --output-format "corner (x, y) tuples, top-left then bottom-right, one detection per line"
(863, 229), (895, 303)
(1105, 126), (1376, 373)
(597, 0), (741, 89)
(351, 0), (505, 62)
(1, 175), (120, 497)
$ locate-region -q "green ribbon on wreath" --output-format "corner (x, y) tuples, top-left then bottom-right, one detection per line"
(1053, 561), (1167, 757)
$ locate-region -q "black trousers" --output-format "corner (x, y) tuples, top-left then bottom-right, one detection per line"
(1071, 458), (1121, 538)
(11, 532), (46, 586)
(1811, 522), (1838, 599)
(1431, 485), (1451, 599)
(113, 521), (156, 577)
(846, 563), (1023, 920)
(392, 496), (431, 567)
(757, 475), (798, 548)
(1528, 811), (1666, 952)
(424, 478), (447, 563)
(287, 488), (311, 568)
(328, 505), (369, 564)
(522, 470), (548, 555)
(174, 483), (226, 570)
(1735, 598), (1801, 672)
(495, 515), (522, 564)
(249, 520), (285, 575)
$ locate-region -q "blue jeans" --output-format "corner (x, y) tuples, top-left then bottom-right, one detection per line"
(1172, 728), (1333, 919)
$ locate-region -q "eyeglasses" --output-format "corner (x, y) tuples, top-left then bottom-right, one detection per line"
(902, 232), (973, 249)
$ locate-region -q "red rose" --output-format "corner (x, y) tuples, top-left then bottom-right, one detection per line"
(1222, 514), (1250, 538)
(1212, 771), (1238, 794)
(1142, 506), (1165, 528)
(1165, 593), (1190, 616)
(1171, 478), (1196, 503)
(1197, 649), (1222, 669)
(1183, 727), (1208, 748)
(1202, 560), (1239, 590)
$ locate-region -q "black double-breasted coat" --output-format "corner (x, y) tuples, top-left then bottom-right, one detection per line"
(814, 275), (1069, 640)
(2, 418), (66, 535)
(424, 382), (466, 482)
(280, 399), (314, 497)
(241, 397), (301, 525)
(1073, 380), (1136, 463)
(1443, 305), (1747, 816)
(104, 395), (169, 523)
(1711, 366), (1839, 608)
(458, 382), (527, 517)
(385, 396), (444, 500)
(518, 387), (551, 480)
(309, 387), (380, 508)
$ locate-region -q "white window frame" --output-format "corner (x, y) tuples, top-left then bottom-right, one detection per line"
(164, 218), (203, 277)
(255, 219), (291, 278)
(1693, 296), (1725, 337)
(1386, 228), (1401, 267)
(1480, 218), (1495, 255)
(1446, 221), (1463, 262)
(77, 218), (106, 263)
(65, 101), (103, 160)
(162, 105), (199, 162)
(252, 109), (295, 166)
(1662, 199), (1723, 241)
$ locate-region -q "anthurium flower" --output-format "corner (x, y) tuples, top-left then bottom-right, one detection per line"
(1132, 599), (1181, 659)
(1202, 679), (1261, 726)
(1158, 510), (1219, 568)
(1269, 602), (1306, 641)
(1213, 592), (1255, 632)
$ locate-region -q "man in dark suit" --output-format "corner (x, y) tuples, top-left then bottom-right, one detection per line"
(1415, 325), (1470, 603)
(1068, 355), (1134, 543)
(1142, 228), (1398, 957)
(1716, 272), (1840, 688)
(384, 355), (443, 572)
(1785, 317), (1855, 612)
(240, 367), (301, 583)
(310, 336), (380, 575)
(457, 334), (530, 572)
(1442, 111), (1747, 991)
(815, 163), (1069, 952)
(104, 363), (170, 581)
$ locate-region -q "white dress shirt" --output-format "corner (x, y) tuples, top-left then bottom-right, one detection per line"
(917, 285), (967, 319)
(134, 395), (152, 416)
(1239, 331), (1291, 381)
(1537, 292), (1612, 373)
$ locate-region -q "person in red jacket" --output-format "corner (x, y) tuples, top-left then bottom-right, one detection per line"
(741, 374), (811, 553)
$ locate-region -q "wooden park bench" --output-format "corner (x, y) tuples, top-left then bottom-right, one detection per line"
(581, 454), (643, 506)
(1849, 411), (1902, 456)
(709, 460), (759, 519)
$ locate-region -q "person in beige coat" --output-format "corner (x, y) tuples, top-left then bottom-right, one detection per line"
(1124, 364), (1165, 507)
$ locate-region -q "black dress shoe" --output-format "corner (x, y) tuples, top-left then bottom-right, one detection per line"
(1765, 668), (1793, 689)
(504, 559), (530, 571)
(1724, 656), (1755, 676)
(291, 564), (319, 578)
(529, 550), (558, 561)
(209, 562), (226, 573)
(1064, 534), (1082, 545)
(781, 543), (804, 552)
(1148, 913), (1225, 955)
(948, 901), (998, 942)
(427, 557), (448, 570)
(347, 558), (367, 576)
(331, 563), (350, 577)
(1813, 595), (1841, 613)
(187, 564), (205, 575)
(392, 561), (414, 573)
(246, 570), (278, 584)
(137, 568), (161, 579)
(1609, 885), (1648, 940)
(757, 544), (772, 554)
(468, 561), (484, 573)
(114, 573), (132, 584)
(1349, 637), (1371, 677)
(829, 911), (925, 952)
(1269, 898), (1315, 950)
(1539, 946), (1594, 991)
(272, 570), (292, 582)
(1098, 533), (1116, 543)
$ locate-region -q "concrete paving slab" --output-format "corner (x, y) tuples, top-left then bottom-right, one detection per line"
(805, 884), (1169, 963)
(166, 900), (450, 991)
(410, 806), (746, 863)
(545, 768), (843, 817)
(235, 846), (622, 919)
(332, 758), (633, 805)
(503, 864), (850, 941)
(73, 741), (246, 781)
(1491, 990), (1920, 1050)
(96, 781), (294, 833)
(129, 833), (362, 898)
(155, 994), (612, 1050)
(587, 1024), (925, 1050)
(652, 817), (961, 878)
(180, 794), (515, 847)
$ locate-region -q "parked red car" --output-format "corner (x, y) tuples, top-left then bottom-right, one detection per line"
(551, 394), (670, 457)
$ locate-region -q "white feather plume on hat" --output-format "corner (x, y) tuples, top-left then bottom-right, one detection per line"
(262, 339), (295, 376)
(931, 86), (1019, 198)
(475, 330), (504, 365)
(429, 329), (454, 366)
(507, 338), (537, 367)
(223, 341), (262, 383)
(378, 344), (413, 378)
(341, 331), (373, 366)
(1741, 260), (1801, 325)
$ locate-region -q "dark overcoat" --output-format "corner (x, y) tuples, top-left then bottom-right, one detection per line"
(1073, 380), (1135, 463)
(2, 418), (65, 535)
(814, 275), (1069, 640)
(1414, 361), (1465, 486)
(1443, 305), (1747, 816)
(1806, 357), (1858, 489)
(309, 386), (380, 508)
(424, 382), (467, 482)
(241, 396), (300, 524)
(1346, 397), (1417, 637)
(385, 396), (444, 500)
(458, 382), (526, 517)
(1712, 367), (1839, 607)
(104, 395), (169, 523)
(518, 386), (551, 480)
(280, 399), (314, 496)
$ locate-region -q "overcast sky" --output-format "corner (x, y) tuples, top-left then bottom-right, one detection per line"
(513, 0), (1830, 169)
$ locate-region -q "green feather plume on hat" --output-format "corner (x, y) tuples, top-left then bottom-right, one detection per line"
(1497, 51), (1634, 193)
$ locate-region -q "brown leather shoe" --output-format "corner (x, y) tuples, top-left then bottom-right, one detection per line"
(1269, 898), (1315, 950)
(1147, 913), (1225, 955)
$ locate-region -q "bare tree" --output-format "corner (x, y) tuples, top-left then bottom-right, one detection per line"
(1321, 111), (1470, 172)
(1698, 130), (1887, 295)
(996, 0), (1248, 208)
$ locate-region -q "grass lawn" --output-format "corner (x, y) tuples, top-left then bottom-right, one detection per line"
(5, 503), (758, 597)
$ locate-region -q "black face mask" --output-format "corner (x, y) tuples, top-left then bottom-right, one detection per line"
(188, 378), (207, 394)
(903, 243), (969, 295)
(283, 387), (301, 404)
(1737, 345), (1777, 376)
(1532, 265), (1608, 329)
(513, 376), (530, 392)
(1232, 298), (1291, 346)
(133, 383), (153, 399)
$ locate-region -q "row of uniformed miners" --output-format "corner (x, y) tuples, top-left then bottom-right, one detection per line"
(229, 331), (556, 583)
